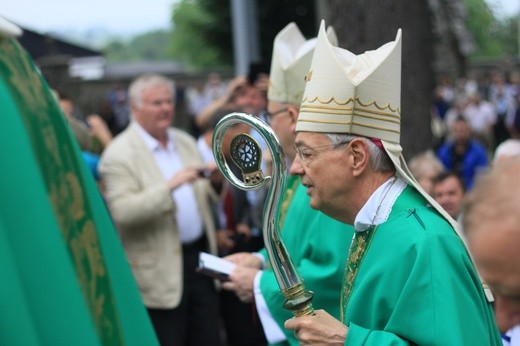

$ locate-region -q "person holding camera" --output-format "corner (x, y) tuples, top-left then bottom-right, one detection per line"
(99, 74), (223, 346)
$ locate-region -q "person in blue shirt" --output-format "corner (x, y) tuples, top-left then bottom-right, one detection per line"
(436, 115), (489, 190)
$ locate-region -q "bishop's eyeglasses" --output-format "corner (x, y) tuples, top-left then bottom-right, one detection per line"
(294, 140), (351, 166)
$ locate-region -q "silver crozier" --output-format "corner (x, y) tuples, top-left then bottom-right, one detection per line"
(212, 112), (314, 317)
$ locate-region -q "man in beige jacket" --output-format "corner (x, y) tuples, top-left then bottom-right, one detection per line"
(99, 74), (222, 345)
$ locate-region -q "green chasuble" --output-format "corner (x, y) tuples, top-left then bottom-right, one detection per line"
(0, 36), (158, 344)
(260, 175), (354, 345)
(343, 186), (501, 345)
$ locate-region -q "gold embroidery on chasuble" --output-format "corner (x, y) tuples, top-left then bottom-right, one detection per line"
(340, 226), (378, 323)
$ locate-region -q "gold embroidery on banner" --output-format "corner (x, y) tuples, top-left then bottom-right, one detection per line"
(2, 38), (124, 344)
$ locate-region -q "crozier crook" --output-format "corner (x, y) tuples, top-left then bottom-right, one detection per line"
(212, 112), (314, 317)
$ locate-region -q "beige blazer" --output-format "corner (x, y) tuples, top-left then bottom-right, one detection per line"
(99, 125), (218, 309)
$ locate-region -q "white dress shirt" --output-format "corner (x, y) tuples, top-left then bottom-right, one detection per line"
(134, 122), (203, 244)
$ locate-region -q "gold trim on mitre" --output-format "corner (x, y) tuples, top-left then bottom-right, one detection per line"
(296, 20), (402, 144)
(268, 22), (338, 106)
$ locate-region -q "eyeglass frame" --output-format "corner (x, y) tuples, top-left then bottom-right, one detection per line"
(294, 140), (351, 166)
(265, 107), (289, 123)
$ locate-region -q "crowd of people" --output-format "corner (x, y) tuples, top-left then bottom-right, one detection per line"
(45, 20), (520, 346)
(432, 70), (520, 152)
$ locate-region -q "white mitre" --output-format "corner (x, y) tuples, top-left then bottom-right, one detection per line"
(268, 22), (337, 106)
(0, 16), (22, 38)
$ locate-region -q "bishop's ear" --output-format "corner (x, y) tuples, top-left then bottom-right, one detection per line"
(349, 138), (370, 177)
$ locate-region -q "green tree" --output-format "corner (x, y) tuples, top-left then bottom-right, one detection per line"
(169, 0), (316, 71)
(465, 0), (505, 58)
(169, 0), (229, 70)
(496, 16), (519, 57)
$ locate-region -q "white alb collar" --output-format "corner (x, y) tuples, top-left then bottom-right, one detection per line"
(354, 176), (407, 232)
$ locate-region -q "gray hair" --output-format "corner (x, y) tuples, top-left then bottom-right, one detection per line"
(408, 150), (444, 180)
(128, 74), (175, 107)
(326, 133), (394, 172)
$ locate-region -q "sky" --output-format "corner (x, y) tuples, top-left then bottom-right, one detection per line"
(2, 0), (177, 36)
(1, 0), (518, 37)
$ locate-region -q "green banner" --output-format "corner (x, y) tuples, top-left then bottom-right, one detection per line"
(0, 36), (158, 345)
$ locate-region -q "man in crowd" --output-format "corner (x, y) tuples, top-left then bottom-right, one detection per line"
(464, 157), (520, 346)
(99, 74), (222, 345)
(408, 150), (445, 196)
(432, 171), (466, 220)
(284, 21), (500, 345)
(222, 22), (353, 345)
(436, 114), (489, 190)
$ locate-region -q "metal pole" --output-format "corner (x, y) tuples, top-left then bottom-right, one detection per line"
(230, 0), (260, 75)
(231, 0), (249, 75)
(247, 0), (261, 63)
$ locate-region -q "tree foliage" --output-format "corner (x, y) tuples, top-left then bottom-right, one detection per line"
(168, 0), (230, 70)
(499, 17), (519, 57)
(465, 0), (519, 58)
(465, 0), (504, 58)
(168, 0), (316, 71)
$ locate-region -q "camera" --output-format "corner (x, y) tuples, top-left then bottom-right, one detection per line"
(197, 168), (212, 178)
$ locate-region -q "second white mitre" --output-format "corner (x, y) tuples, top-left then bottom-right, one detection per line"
(268, 22), (338, 106)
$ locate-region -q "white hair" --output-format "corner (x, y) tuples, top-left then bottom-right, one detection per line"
(326, 133), (394, 172)
(128, 74), (175, 107)
(408, 150), (444, 180)
(493, 139), (520, 165)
